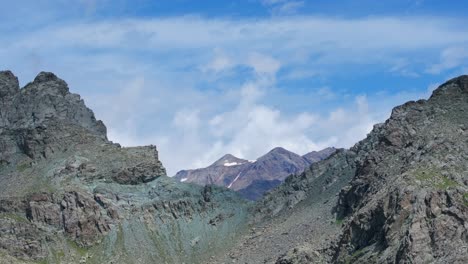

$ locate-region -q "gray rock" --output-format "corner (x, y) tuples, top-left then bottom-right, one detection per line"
(213, 75), (468, 264)
(0, 70), (19, 97)
(0, 71), (249, 263)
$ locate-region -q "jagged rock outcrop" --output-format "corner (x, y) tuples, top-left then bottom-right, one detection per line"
(211, 75), (468, 264)
(0, 71), (249, 264)
(0, 71), (106, 136)
(27, 191), (112, 246)
(330, 75), (468, 263)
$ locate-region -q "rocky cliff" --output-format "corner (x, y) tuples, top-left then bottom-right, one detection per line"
(212, 75), (468, 264)
(0, 71), (250, 264)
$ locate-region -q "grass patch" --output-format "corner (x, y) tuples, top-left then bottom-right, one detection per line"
(0, 213), (29, 223)
(67, 239), (88, 257)
(414, 167), (440, 182)
(351, 248), (364, 258)
(16, 162), (30, 172)
(435, 177), (458, 189)
(345, 248), (365, 264)
(335, 219), (344, 225)
(463, 193), (468, 206)
(411, 167), (459, 190)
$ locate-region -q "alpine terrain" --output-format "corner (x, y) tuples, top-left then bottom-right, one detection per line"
(0, 70), (467, 264)
(174, 147), (336, 200)
(0, 71), (250, 264)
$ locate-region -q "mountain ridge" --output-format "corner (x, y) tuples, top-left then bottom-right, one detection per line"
(212, 74), (468, 263)
(174, 146), (337, 200)
(0, 71), (250, 264)
(1, 71), (467, 263)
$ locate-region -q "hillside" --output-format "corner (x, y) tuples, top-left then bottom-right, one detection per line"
(212, 75), (468, 263)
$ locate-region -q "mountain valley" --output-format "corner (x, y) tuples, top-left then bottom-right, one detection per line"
(0, 70), (467, 264)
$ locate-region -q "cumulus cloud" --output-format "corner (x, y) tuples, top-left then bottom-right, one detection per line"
(2, 14), (467, 175)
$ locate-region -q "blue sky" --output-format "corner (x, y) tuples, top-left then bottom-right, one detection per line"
(1, 0), (468, 175)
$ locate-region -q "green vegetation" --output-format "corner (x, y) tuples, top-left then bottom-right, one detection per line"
(463, 193), (468, 206)
(412, 167), (459, 190)
(16, 162), (30, 172)
(55, 250), (65, 261)
(414, 167), (440, 182)
(435, 176), (458, 189)
(344, 248), (365, 264)
(352, 248), (364, 258)
(335, 219), (344, 225)
(0, 213), (29, 223)
(67, 239), (88, 257)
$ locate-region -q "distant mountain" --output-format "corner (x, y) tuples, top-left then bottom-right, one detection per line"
(173, 147), (336, 200)
(174, 154), (252, 188)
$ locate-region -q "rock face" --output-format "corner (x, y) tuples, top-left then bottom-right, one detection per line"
(330, 75), (468, 263)
(0, 71), (106, 136)
(0, 71), (249, 264)
(174, 147), (336, 200)
(212, 75), (468, 264)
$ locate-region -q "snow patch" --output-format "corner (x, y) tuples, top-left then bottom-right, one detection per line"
(180, 178), (188, 182)
(228, 173), (242, 189)
(248, 160), (256, 163)
(224, 162), (241, 167)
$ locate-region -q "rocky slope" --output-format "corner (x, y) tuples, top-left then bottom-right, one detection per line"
(2, 70), (467, 264)
(212, 75), (468, 264)
(174, 147), (336, 200)
(303, 147), (337, 164)
(0, 71), (250, 264)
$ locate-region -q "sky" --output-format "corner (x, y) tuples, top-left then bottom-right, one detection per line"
(1, 0), (468, 175)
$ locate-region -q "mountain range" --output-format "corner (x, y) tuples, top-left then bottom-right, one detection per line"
(0, 70), (467, 263)
(174, 147), (336, 200)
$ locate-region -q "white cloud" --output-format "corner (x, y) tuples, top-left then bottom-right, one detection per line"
(202, 48), (233, 73)
(247, 52), (281, 76)
(427, 46), (468, 74)
(9, 16), (468, 67)
(2, 14), (467, 175)
(173, 109), (201, 129)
